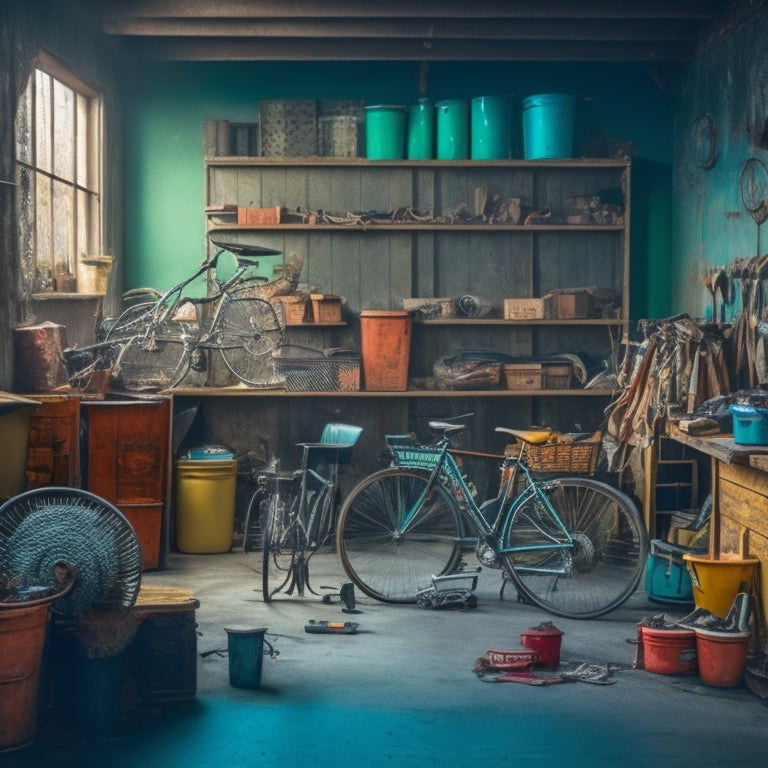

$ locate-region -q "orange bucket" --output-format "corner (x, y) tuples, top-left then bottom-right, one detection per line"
(695, 629), (749, 687)
(360, 310), (412, 391)
(520, 625), (564, 668)
(0, 603), (50, 752)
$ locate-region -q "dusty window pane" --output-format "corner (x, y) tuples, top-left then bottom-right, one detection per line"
(35, 172), (52, 284)
(53, 79), (74, 182)
(35, 70), (51, 173)
(76, 187), (88, 258)
(15, 75), (33, 165)
(53, 179), (73, 275)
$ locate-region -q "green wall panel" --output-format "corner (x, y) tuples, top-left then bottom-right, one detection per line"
(123, 61), (674, 320)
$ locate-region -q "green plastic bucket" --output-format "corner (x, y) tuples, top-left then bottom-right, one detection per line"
(435, 99), (469, 159)
(365, 105), (406, 159)
(471, 95), (511, 160)
(407, 99), (433, 160)
(226, 627), (268, 688)
(521, 93), (576, 159)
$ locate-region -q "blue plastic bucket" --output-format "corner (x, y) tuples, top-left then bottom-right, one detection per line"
(365, 105), (406, 159)
(435, 99), (469, 159)
(226, 627), (268, 688)
(471, 96), (511, 160)
(729, 403), (768, 445)
(407, 99), (433, 160)
(521, 93), (576, 159)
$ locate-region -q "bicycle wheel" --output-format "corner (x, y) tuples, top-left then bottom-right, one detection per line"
(113, 323), (190, 391)
(262, 492), (300, 602)
(502, 477), (647, 619)
(215, 294), (284, 386)
(336, 468), (463, 603)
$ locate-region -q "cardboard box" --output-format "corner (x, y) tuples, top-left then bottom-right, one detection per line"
(504, 298), (553, 320)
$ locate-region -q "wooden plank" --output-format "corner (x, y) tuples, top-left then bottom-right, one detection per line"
(719, 476), (768, 540)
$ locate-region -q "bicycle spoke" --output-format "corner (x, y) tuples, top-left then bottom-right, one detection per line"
(503, 477), (646, 619)
(216, 295), (284, 387)
(262, 494), (299, 602)
(336, 468), (462, 603)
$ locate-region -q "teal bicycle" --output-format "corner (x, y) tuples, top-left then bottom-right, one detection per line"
(336, 418), (647, 619)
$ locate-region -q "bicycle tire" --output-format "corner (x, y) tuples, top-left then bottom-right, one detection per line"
(336, 468), (463, 603)
(262, 491), (299, 602)
(242, 487), (266, 553)
(502, 476), (647, 619)
(216, 294), (284, 387)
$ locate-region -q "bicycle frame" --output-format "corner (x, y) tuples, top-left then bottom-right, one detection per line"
(387, 434), (574, 569)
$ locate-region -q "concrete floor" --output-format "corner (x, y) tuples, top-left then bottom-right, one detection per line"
(8, 548), (768, 767)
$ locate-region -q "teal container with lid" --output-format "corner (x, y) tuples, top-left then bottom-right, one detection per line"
(365, 105), (406, 159)
(407, 99), (433, 160)
(521, 93), (576, 159)
(471, 95), (511, 160)
(435, 99), (469, 160)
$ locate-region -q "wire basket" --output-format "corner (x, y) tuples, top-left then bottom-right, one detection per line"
(515, 433), (602, 475)
(273, 345), (360, 391)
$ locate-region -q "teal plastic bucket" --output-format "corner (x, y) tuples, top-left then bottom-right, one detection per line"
(435, 99), (469, 159)
(226, 627), (267, 688)
(407, 99), (433, 160)
(471, 95), (511, 160)
(365, 105), (406, 159)
(521, 93), (576, 159)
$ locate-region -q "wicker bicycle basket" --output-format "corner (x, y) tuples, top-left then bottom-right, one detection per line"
(509, 431), (602, 475)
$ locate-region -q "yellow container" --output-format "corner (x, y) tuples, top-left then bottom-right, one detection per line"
(0, 395), (40, 503)
(175, 459), (237, 553)
(682, 553), (760, 619)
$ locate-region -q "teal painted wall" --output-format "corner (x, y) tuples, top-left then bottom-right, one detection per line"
(673, 9), (768, 321)
(123, 61), (674, 319)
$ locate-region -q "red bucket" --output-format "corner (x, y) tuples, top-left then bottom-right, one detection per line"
(641, 626), (698, 675)
(520, 625), (564, 668)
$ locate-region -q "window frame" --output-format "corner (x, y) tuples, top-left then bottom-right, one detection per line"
(16, 51), (104, 295)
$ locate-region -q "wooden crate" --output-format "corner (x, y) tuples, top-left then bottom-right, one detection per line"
(310, 294), (343, 323)
(272, 295), (308, 324)
(503, 298), (553, 320)
(503, 363), (543, 390)
(237, 205), (281, 226)
(542, 362), (572, 389)
(554, 292), (590, 319)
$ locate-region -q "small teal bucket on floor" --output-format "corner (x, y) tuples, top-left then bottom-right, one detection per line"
(521, 93), (576, 159)
(226, 627), (268, 688)
(471, 95), (511, 160)
(435, 99), (469, 159)
(365, 105), (406, 159)
(407, 99), (433, 159)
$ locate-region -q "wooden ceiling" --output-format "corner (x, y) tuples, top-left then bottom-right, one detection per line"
(87, 0), (737, 63)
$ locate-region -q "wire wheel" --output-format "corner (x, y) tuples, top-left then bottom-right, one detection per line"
(215, 294), (284, 387)
(113, 324), (190, 391)
(262, 493), (300, 602)
(502, 477), (646, 619)
(336, 468), (463, 603)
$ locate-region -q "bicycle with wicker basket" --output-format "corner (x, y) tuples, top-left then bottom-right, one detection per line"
(64, 238), (298, 391)
(336, 417), (647, 619)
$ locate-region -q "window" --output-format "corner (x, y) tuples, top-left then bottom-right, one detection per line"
(15, 52), (102, 294)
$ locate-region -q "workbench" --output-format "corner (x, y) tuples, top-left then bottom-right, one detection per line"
(665, 422), (768, 649)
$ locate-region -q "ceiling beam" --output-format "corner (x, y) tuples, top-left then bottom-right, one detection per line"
(124, 36), (693, 62)
(98, 0), (726, 22)
(102, 18), (696, 43)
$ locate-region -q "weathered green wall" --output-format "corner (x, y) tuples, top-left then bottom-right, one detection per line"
(672, 9), (768, 321)
(123, 61), (674, 321)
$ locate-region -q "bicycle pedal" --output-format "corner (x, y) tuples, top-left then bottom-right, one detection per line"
(304, 620), (359, 634)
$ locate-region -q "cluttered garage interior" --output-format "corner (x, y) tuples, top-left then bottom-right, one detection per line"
(5, 0), (768, 764)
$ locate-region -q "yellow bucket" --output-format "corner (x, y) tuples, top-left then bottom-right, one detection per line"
(175, 459), (237, 553)
(682, 554), (760, 619)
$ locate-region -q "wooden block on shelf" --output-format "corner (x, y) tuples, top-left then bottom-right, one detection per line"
(237, 205), (281, 226)
(503, 363), (543, 390)
(554, 292), (590, 319)
(503, 298), (554, 320)
(310, 294), (343, 323)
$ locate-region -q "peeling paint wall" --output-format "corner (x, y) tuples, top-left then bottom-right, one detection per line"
(673, 5), (768, 321)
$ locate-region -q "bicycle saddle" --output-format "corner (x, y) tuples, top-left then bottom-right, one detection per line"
(428, 420), (467, 436)
(495, 427), (553, 445)
(209, 238), (283, 257)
